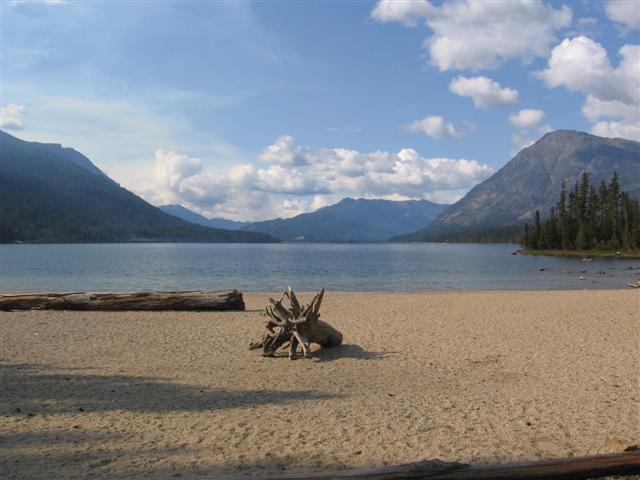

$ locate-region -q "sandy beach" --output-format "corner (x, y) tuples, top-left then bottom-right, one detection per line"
(1, 290), (638, 479)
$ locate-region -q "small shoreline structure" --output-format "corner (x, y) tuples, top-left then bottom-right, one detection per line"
(0, 289), (245, 311)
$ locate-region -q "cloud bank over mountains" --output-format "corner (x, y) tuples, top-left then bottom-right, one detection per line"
(3, 0), (639, 222)
(141, 136), (494, 221)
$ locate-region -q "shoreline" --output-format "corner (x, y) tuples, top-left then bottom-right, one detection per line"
(1, 290), (638, 479)
(519, 248), (640, 259)
(6, 286), (638, 298)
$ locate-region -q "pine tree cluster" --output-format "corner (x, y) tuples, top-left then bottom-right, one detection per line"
(523, 172), (640, 251)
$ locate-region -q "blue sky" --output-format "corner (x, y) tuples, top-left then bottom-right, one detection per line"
(1, 0), (639, 220)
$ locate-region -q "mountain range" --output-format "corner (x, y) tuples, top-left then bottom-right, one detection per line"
(159, 204), (250, 230)
(161, 198), (446, 242)
(0, 130), (278, 243)
(3, 129), (638, 244)
(240, 198), (446, 242)
(395, 130), (640, 242)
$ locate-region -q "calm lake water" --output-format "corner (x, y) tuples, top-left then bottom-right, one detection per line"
(1, 243), (638, 293)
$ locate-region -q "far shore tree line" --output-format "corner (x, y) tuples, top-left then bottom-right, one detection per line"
(522, 172), (640, 252)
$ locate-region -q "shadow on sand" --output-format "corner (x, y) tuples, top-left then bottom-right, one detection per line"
(317, 343), (392, 362)
(0, 363), (340, 417)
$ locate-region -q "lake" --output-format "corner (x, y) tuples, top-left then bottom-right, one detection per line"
(2, 243), (638, 293)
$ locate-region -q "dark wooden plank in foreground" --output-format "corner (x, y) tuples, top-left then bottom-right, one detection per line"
(213, 450), (640, 480)
(0, 290), (245, 311)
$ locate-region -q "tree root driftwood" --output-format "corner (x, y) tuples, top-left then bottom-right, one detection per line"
(249, 287), (342, 359)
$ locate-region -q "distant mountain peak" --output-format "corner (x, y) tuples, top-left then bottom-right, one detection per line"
(242, 197), (447, 242)
(399, 130), (639, 241)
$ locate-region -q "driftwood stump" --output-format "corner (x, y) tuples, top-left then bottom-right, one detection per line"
(249, 287), (342, 359)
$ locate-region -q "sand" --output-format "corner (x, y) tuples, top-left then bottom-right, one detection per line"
(1, 290), (638, 479)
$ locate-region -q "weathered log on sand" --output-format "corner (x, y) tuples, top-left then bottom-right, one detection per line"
(215, 449), (640, 480)
(249, 287), (343, 359)
(0, 290), (245, 311)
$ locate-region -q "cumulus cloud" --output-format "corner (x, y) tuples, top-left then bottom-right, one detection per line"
(508, 109), (545, 129)
(605, 0), (640, 30)
(140, 136), (494, 221)
(0, 103), (26, 130)
(449, 76), (518, 109)
(370, 0), (433, 27)
(371, 0), (571, 71)
(405, 115), (475, 139)
(508, 108), (552, 152)
(154, 150), (203, 191)
(536, 37), (638, 104)
(584, 96), (640, 140)
(257, 135), (310, 166)
(536, 36), (640, 141)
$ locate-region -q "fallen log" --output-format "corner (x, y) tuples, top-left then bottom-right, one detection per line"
(0, 289), (245, 311)
(213, 450), (640, 480)
(249, 287), (343, 359)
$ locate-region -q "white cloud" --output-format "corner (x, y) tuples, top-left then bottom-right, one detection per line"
(605, 0), (640, 29)
(508, 109), (545, 129)
(508, 109), (552, 153)
(536, 37), (637, 103)
(405, 115), (475, 139)
(449, 76), (518, 109)
(257, 135), (310, 166)
(310, 194), (343, 211)
(371, 0), (571, 71)
(154, 150), (203, 191)
(0, 103), (26, 130)
(581, 95), (637, 123)
(584, 95), (640, 140)
(590, 121), (640, 141)
(138, 136), (494, 221)
(537, 37), (640, 141)
(370, 0), (433, 27)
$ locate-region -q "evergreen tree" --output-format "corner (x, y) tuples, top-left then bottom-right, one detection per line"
(523, 172), (639, 252)
(576, 221), (586, 250)
(533, 210), (542, 249)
